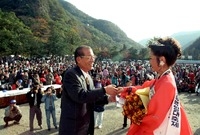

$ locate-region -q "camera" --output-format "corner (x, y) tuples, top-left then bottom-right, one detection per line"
(51, 86), (56, 94)
(52, 89), (56, 94)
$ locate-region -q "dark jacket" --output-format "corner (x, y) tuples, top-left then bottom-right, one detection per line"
(94, 104), (105, 112)
(26, 89), (43, 108)
(59, 66), (108, 135)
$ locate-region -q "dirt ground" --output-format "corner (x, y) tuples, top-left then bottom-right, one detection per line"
(0, 92), (199, 135)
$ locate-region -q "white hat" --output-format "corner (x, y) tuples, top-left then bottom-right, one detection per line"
(10, 99), (16, 104)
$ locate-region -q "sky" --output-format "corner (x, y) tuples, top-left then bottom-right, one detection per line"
(64, 0), (200, 42)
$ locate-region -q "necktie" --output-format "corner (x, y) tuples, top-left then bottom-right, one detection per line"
(85, 77), (90, 90)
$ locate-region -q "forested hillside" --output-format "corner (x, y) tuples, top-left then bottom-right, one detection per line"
(184, 37), (200, 59)
(0, 0), (143, 60)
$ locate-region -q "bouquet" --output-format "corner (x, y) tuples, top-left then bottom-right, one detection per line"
(122, 87), (150, 125)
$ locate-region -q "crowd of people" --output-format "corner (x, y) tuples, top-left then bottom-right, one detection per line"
(0, 51), (200, 96)
(1, 36), (198, 134)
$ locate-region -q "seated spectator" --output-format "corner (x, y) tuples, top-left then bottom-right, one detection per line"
(45, 69), (54, 85)
(4, 99), (22, 128)
(21, 70), (29, 88)
(54, 72), (62, 85)
(32, 73), (42, 85)
(15, 79), (23, 90)
(40, 72), (46, 85)
(0, 74), (7, 85)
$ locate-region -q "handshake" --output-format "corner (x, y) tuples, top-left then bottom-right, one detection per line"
(104, 85), (124, 102)
(104, 84), (123, 95)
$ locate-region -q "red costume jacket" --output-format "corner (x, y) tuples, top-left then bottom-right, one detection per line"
(121, 71), (192, 135)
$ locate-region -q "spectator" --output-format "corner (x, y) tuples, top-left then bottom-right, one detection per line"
(54, 72), (62, 85)
(111, 72), (119, 86)
(94, 77), (104, 129)
(21, 70), (29, 88)
(45, 69), (54, 85)
(26, 83), (43, 131)
(41, 87), (58, 131)
(102, 67), (109, 78)
(4, 99), (22, 128)
(122, 79), (132, 129)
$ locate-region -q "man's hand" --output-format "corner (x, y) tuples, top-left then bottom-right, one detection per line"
(104, 85), (118, 95)
(117, 87), (124, 94)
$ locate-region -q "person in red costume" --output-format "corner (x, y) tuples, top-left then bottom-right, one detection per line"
(118, 37), (193, 135)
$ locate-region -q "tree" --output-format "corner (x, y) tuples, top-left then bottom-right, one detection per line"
(138, 48), (149, 60)
(146, 37), (160, 47)
(0, 10), (35, 56)
(128, 47), (138, 60)
(47, 25), (67, 56)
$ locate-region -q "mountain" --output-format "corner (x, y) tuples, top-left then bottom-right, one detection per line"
(0, 0), (143, 59)
(138, 38), (150, 47)
(138, 30), (200, 50)
(171, 31), (200, 50)
(59, 0), (142, 49)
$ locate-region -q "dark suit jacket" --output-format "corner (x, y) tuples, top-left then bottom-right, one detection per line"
(59, 66), (108, 135)
(26, 89), (43, 108)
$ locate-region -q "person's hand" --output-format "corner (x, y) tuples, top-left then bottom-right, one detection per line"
(104, 85), (118, 95)
(10, 106), (13, 111)
(117, 87), (124, 94)
(108, 95), (116, 102)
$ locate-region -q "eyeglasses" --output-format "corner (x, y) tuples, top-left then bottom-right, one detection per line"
(80, 55), (97, 60)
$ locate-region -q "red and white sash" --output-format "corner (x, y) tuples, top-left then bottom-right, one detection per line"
(153, 90), (181, 135)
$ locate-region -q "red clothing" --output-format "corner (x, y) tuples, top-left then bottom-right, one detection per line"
(126, 68), (131, 76)
(101, 79), (106, 87)
(11, 84), (17, 90)
(188, 72), (195, 82)
(131, 76), (136, 86)
(54, 74), (62, 85)
(105, 78), (111, 86)
(122, 72), (192, 135)
(40, 77), (46, 83)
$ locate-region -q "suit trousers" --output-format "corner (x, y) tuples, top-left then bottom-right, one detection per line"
(29, 106), (42, 130)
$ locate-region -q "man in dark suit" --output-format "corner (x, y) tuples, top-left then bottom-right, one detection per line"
(59, 45), (118, 135)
